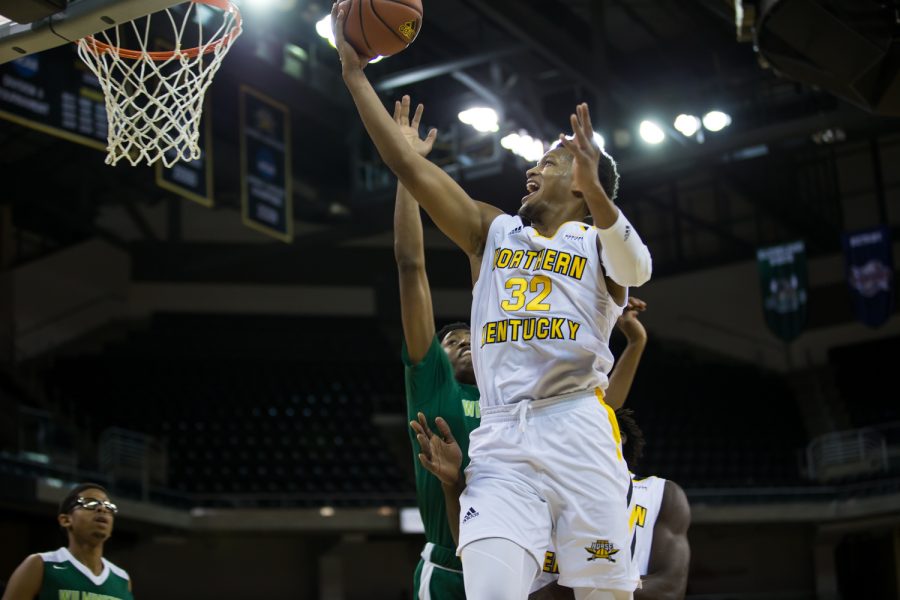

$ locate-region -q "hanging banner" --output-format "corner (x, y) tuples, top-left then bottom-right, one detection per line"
(842, 226), (894, 328)
(240, 85), (292, 242)
(0, 46), (107, 151)
(757, 241), (808, 342)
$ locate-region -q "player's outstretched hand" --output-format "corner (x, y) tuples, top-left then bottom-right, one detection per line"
(558, 103), (605, 199)
(393, 95), (438, 158)
(616, 296), (647, 343)
(331, 2), (369, 74)
(410, 412), (463, 486)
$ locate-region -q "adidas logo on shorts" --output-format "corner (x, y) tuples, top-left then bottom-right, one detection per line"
(462, 507), (480, 523)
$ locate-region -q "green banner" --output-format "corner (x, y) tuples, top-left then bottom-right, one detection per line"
(757, 241), (808, 342)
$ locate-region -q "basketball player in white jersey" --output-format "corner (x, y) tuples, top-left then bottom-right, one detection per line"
(530, 410), (691, 600)
(334, 6), (651, 599)
(412, 410), (691, 600)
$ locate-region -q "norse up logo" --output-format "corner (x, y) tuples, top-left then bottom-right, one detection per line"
(585, 539), (619, 562)
(623, 225), (632, 242)
(398, 20), (417, 42)
(462, 507), (480, 523)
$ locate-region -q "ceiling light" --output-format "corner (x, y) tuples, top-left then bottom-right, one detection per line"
(315, 14), (336, 48)
(673, 114), (701, 137)
(702, 110), (732, 132)
(639, 120), (665, 145)
(458, 107), (499, 133)
(501, 132), (546, 162)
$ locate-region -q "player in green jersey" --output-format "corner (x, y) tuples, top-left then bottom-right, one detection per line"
(2, 483), (133, 600)
(393, 96), (481, 600)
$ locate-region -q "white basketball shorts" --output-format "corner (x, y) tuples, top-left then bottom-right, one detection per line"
(457, 389), (639, 592)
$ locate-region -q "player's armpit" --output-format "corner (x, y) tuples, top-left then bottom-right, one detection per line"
(466, 200), (497, 287)
(1, 554), (43, 600)
(636, 481), (691, 600)
(393, 155), (496, 256)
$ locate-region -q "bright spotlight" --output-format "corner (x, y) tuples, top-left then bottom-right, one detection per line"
(501, 132), (546, 162)
(702, 110), (732, 132)
(458, 107), (499, 133)
(639, 120), (665, 145)
(500, 133), (519, 150)
(674, 114), (701, 137)
(315, 14), (336, 48)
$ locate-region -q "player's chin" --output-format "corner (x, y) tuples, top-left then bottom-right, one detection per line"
(518, 200), (538, 222)
(456, 362), (475, 381)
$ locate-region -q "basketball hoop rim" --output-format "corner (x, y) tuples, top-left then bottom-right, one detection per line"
(81, 0), (242, 61)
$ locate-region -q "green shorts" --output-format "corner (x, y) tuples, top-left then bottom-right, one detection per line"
(412, 543), (465, 600)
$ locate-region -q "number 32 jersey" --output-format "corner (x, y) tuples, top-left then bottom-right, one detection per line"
(472, 214), (625, 408)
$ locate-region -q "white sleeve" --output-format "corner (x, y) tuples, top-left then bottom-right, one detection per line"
(596, 210), (652, 287)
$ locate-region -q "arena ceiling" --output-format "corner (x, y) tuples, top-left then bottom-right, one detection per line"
(2, 0), (898, 288)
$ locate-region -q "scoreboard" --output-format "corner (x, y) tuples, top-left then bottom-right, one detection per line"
(0, 45), (107, 150)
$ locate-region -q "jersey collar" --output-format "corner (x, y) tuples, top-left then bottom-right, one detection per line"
(60, 547), (111, 586)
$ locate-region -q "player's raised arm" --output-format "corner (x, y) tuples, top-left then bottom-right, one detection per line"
(636, 481), (691, 600)
(605, 297), (648, 410)
(559, 104), (652, 287)
(393, 98), (439, 363)
(333, 5), (501, 257)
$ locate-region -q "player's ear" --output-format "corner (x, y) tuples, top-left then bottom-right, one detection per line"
(58, 513), (72, 529)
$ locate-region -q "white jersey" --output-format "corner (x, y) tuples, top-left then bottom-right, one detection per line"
(531, 474), (667, 591)
(471, 214), (625, 408)
(630, 475), (666, 576)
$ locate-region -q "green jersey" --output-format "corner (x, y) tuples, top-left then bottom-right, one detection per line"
(38, 548), (133, 600)
(403, 335), (481, 570)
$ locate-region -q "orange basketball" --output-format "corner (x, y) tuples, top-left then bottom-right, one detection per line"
(338, 0), (423, 59)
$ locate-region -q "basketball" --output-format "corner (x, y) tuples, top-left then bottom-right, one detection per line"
(338, 0), (423, 59)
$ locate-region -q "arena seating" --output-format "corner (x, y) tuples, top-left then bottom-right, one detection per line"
(46, 313), (410, 507)
(41, 314), (816, 505)
(617, 340), (808, 488)
(829, 335), (900, 428)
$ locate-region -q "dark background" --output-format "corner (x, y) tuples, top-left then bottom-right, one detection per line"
(1, 0), (899, 598)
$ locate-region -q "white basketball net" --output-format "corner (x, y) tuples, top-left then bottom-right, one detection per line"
(76, 1), (241, 167)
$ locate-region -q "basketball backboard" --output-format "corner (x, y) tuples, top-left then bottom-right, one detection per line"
(0, 0), (182, 64)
